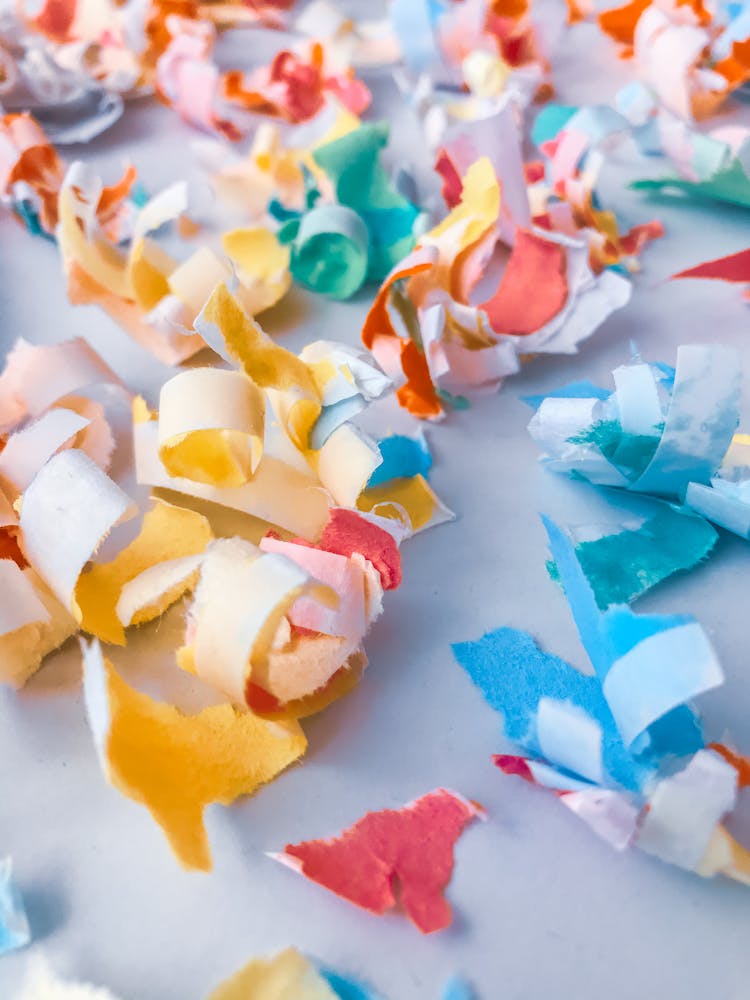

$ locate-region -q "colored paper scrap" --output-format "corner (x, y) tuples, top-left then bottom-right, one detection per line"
(177, 536), (374, 718)
(320, 967), (381, 1000)
(312, 122), (421, 282)
(686, 433), (750, 538)
(133, 405), (331, 541)
(598, 0), (750, 119)
(76, 499), (213, 645)
(222, 41), (370, 124)
(0, 858), (30, 954)
(19, 450), (136, 618)
(82, 639), (307, 871)
(288, 204), (370, 300)
(494, 748), (750, 882)
(157, 369), (266, 487)
(357, 473), (455, 535)
(453, 625), (648, 791)
(0, 560), (77, 687)
(543, 514), (720, 752)
(272, 789), (481, 933)
(368, 432), (433, 488)
(208, 948), (339, 1000)
(546, 497), (718, 608)
(528, 345), (741, 501)
(454, 512), (723, 791)
(441, 978), (476, 1000)
(0, 337), (124, 441)
(631, 123), (750, 209)
(361, 150), (631, 420)
(672, 247), (750, 294)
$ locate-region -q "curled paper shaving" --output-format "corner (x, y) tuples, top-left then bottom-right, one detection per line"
(528, 344), (741, 501)
(0, 559), (77, 687)
(76, 498), (214, 645)
(157, 368), (265, 487)
(19, 449), (136, 617)
(82, 638), (307, 872)
(177, 536), (340, 710)
(272, 789), (482, 933)
(0, 336), (124, 437)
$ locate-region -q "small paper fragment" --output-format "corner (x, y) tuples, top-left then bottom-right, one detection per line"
(158, 369), (265, 487)
(0, 857), (30, 954)
(208, 947), (338, 1000)
(82, 639), (307, 871)
(19, 450), (136, 616)
(274, 789), (481, 933)
(0, 561), (77, 687)
(76, 499), (213, 645)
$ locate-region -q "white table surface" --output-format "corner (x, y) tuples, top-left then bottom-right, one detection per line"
(2, 5), (750, 998)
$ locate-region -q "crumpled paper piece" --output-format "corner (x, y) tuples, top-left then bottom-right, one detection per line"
(155, 15), (240, 140)
(58, 164), (291, 364)
(82, 637), (307, 871)
(157, 368), (266, 487)
(134, 283), (391, 522)
(272, 789), (482, 933)
(0, 857), (30, 954)
(0, 112), (133, 236)
(529, 103), (664, 272)
(274, 121), (422, 300)
(389, 0), (558, 108)
(598, 0), (750, 120)
(362, 154), (631, 419)
(222, 41), (370, 124)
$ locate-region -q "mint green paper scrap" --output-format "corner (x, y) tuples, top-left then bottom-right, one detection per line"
(290, 204), (369, 300)
(547, 503), (718, 609)
(313, 123), (419, 281)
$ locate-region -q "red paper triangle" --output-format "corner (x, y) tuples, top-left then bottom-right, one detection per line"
(672, 248), (750, 284)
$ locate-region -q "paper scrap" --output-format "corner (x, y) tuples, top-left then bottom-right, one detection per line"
(273, 789), (481, 933)
(0, 857), (30, 954)
(82, 638), (307, 871)
(0, 559), (77, 687)
(208, 947), (339, 1000)
(546, 497), (718, 608)
(76, 499), (213, 644)
(528, 345), (741, 501)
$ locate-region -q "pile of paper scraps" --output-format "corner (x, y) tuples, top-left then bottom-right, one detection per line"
(1, 0), (750, 996)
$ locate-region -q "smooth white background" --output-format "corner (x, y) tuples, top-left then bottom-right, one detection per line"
(2, 4), (750, 997)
